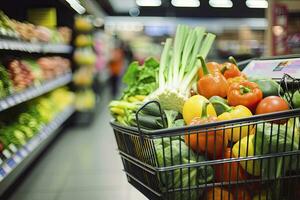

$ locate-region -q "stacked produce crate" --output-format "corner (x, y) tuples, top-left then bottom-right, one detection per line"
(72, 15), (97, 125)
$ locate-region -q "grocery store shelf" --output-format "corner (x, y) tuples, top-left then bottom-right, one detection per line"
(0, 39), (72, 53)
(0, 106), (75, 196)
(0, 73), (72, 112)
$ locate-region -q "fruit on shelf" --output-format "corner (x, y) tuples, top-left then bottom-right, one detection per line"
(0, 11), (18, 38)
(7, 59), (34, 91)
(74, 16), (93, 32)
(0, 56), (71, 94)
(58, 27), (72, 44)
(0, 11), (72, 44)
(73, 67), (94, 86)
(0, 87), (74, 147)
(0, 64), (13, 98)
(37, 57), (71, 80)
(75, 34), (93, 47)
(34, 26), (51, 42)
(74, 47), (96, 66)
(75, 89), (96, 111)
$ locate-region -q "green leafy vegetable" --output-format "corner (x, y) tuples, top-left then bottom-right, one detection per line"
(122, 57), (159, 99)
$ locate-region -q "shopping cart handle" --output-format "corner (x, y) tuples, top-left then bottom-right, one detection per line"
(135, 100), (166, 144)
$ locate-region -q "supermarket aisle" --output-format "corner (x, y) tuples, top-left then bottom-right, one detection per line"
(7, 93), (147, 200)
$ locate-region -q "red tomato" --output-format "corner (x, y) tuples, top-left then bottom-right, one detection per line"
(256, 96), (289, 114)
(214, 148), (247, 182)
(256, 96), (290, 123)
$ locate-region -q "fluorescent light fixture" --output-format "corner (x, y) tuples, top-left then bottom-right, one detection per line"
(136, 0), (161, 7)
(171, 0), (200, 7)
(209, 0), (233, 8)
(246, 0), (268, 8)
(66, 0), (86, 14)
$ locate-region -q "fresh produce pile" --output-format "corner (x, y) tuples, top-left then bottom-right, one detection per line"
(0, 87), (74, 154)
(0, 56), (71, 95)
(73, 67), (94, 87)
(109, 25), (300, 199)
(36, 57), (71, 80)
(75, 89), (96, 111)
(7, 59), (35, 91)
(73, 47), (97, 66)
(0, 11), (72, 44)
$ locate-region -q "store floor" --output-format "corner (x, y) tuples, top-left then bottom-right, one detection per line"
(7, 92), (147, 200)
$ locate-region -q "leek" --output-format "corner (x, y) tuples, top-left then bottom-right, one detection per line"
(147, 25), (216, 113)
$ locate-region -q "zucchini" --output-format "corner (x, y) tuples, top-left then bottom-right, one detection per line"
(141, 103), (164, 117)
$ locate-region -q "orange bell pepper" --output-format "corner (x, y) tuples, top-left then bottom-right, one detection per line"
(198, 61), (220, 78)
(227, 75), (247, 86)
(220, 56), (242, 79)
(184, 102), (227, 159)
(227, 81), (263, 112)
(197, 56), (228, 99)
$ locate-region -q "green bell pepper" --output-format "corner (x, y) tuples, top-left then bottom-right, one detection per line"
(248, 76), (283, 98)
(209, 96), (229, 115)
(292, 90), (300, 108)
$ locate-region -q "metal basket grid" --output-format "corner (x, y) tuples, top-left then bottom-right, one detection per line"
(110, 74), (300, 200)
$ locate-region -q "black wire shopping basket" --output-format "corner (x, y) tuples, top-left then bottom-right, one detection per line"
(110, 74), (300, 200)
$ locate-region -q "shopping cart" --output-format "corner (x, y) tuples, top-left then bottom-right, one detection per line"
(110, 73), (300, 200)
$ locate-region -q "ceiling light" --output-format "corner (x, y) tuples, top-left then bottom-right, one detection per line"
(129, 7), (140, 16)
(109, 0), (136, 13)
(136, 0), (161, 7)
(246, 0), (268, 8)
(209, 0), (233, 8)
(171, 0), (200, 7)
(66, 0), (86, 14)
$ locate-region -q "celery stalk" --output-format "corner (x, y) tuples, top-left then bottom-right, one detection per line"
(159, 38), (172, 89)
(180, 33), (216, 92)
(172, 25), (189, 87)
(178, 28), (197, 84)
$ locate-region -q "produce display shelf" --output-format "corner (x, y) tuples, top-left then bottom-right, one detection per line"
(0, 73), (72, 112)
(0, 106), (75, 196)
(0, 39), (72, 53)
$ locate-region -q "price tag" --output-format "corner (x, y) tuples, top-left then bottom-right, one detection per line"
(16, 151), (23, 159)
(7, 97), (14, 106)
(12, 154), (21, 164)
(27, 141), (34, 151)
(18, 93), (26, 101)
(0, 167), (6, 177)
(13, 95), (21, 103)
(7, 158), (16, 168)
(19, 148), (28, 157)
(2, 163), (11, 174)
(0, 100), (8, 109)
(9, 144), (18, 153)
(2, 149), (12, 159)
(38, 132), (45, 140)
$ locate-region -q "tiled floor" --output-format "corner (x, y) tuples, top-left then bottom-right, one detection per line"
(7, 93), (148, 200)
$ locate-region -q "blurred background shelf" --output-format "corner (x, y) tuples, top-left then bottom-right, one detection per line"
(0, 106), (75, 196)
(0, 72), (72, 112)
(0, 39), (72, 54)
